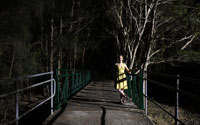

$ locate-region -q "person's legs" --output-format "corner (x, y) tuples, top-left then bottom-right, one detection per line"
(119, 89), (125, 96)
(119, 89), (127, 104)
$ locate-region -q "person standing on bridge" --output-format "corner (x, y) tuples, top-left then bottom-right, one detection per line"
(115, 55), (131, 104)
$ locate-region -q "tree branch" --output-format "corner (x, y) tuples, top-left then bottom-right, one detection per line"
(150, 35), (194, 58)
(28, 42), (42, 51)
(73, 17), (95, 35)
(149, 58), (178, 65)
(0, 49), (6, 56)
(181, 34), (196, 50)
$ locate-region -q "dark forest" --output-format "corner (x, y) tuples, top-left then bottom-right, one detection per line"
(0, 0), (200, 124)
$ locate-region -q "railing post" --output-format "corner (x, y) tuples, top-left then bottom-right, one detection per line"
(72, 73), (75, 95)
(144, 70), (148, 115)
(15, 80), (19, 125)
(64, 74), (68, 103)
(132, 74), (137, 104)
(75, 72), (77, 93)
(139, 70), (144, 109)
(175, 75), (180, 125)
(54, 75), (60, 110)
(51, 72), (54, 115)
(126, 74), (131, 98)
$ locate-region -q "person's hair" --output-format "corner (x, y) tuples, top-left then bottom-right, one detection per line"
(117, 54), (124, 62)
(119, 55), (124, 62)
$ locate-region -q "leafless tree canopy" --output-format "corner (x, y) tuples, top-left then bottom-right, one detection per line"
(105, 0), (199, 71)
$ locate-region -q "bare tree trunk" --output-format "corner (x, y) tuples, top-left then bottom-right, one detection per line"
(128, 0), (152, 69)
(82, 47), (86, 69)
(9, 49), (15, 78)
(50, 18), (54, 72)
(58, 16), (63, 75)
(47, 18), (54, 95)
(74, 40), (77, 69)
(3, 48), (15, 121)
(144, 0), (158, 71)
(129, 41), (140, 69)
(58, 50), (62, 72)
(69, 0), (75, 33)
(70, 59), (72, 70)
(3, 98), (8, 121)
(3, 47), (15, 121)
(40, 25), (43, 48)
(68, 0), (75, 70)
(45, 35), (48, 72)
(40, 25), (44, 72)
(27, 77), (32, 102)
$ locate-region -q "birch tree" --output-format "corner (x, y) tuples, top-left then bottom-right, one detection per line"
(106, 0), (198, 71)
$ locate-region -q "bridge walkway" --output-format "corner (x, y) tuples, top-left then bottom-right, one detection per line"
(46, 79), (153, 125)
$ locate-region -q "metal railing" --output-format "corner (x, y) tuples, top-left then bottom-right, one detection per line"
(126, 71), (144, 109)
(143, 71), (200, 125)
(54, 69), (91, 110)
(0, 72), (56, 125)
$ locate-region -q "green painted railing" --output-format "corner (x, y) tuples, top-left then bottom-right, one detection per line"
(54, 69), (91, 110)
(125, 70), (144, 109)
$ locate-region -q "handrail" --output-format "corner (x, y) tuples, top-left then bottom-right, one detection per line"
(11, 79), (56, 124)
(147, 78), (200, 101)
(143, 71), (200, 125)
(148, 71), (200, 83)
(180, 76), (200, 83)
(147, 79), (175, 91)
(143, 94), (185, 125)
(28, 72), (53, 78)
(0, 72), (56, 125)
(147, 71), (177, 79)
(0, 79), (54, 98)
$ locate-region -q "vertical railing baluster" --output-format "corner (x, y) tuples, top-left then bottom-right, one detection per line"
(139, 70), (144, 109)
(72, 73), (74, 95)
(65, 74), (68, 102)
(127, 74), (131, 98)
(144, 70), (148, 115)
(132, 74), (137, 104)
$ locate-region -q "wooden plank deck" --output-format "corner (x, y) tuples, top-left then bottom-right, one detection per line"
(45, 80), (154, 125)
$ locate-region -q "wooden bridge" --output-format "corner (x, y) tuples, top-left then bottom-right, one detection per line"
(1, 69), (199, 124)
(44, 79), (153, 125)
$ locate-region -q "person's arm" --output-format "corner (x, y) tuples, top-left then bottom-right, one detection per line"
(124, 64), (131, 72)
